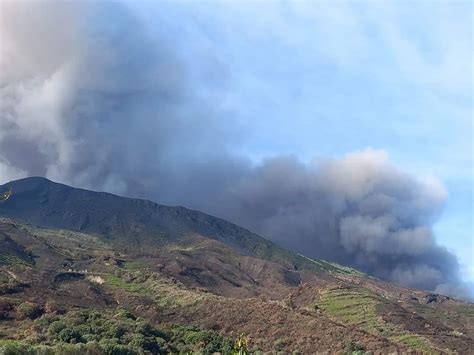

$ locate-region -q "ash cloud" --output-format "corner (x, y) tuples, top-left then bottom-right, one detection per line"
(210, 151), (466, 298)
(0, 1), (470, 299)
(0, 0), (231, 194)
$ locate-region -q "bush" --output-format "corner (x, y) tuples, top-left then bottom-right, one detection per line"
(16, 302), (43, 320)
(2, 309), (236, 354)
(114, 308), (136, 320)
(0, 340), (35, 355)
(179, 327), (233, 353)
(98, 339), (132, 355)
(344, 341), (365, 354)
(57, 328), (83, 343)
(104, 322), (126, 339)
(135, 322), (154, 337)
(48, 320), (67, 335)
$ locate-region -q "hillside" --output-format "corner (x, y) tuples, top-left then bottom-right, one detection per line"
(0, 177), (472, 353)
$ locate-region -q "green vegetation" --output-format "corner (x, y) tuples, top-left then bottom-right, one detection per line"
(344, 341), (365, 355)
(319, 287), (434, 353)
(390, 334), (432, 350)
(0, 308), (235, 354)
(104, 270), (210, 309)
(123, 261), (149, 271)
(0, 253), (34, 267)
(104, 275), (149, 295)
(318, 288), (379, 328)
(20, 224), (109, 255)
(0, 185), (471, 354)
(297, 254), (365, 276)
(459, 305), (474, 317)
(170, 325), (233, 353)
(236, 233), (365, 276)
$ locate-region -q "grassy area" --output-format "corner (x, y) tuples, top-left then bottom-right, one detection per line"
(236, 232), (366, 276)
(22, 225), (108, 250)
(459, 305), (474, 317)
(318, 288), (381, 330)
(0, 253), (33, 267)
(104, 275), (149, 294)
(318, 287), (434, 353)
(152, 278), (209, 309)
(297, 254), (366, 276)
(123, 261), (149, 271)
(104, 271), (210, 308)
(390, 334), (432, 350)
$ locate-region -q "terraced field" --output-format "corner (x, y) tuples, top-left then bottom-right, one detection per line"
(318, 287), (434, 352)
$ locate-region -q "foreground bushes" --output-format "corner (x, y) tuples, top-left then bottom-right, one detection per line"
(0, 308), (234, 354)
(0, 340), (107, 355)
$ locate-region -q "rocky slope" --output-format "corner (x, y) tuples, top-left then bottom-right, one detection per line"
(0, 177), (472, 353)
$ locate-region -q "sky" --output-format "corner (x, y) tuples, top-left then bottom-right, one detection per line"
(133, 0), (474, 281)
(0, 0), (472, 295)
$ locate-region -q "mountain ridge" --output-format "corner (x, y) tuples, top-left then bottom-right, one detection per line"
(0, 176), (363, 276)
(0, 177), (472, 353)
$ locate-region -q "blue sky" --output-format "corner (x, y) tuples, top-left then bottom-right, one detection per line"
(129, 0), (474, 282)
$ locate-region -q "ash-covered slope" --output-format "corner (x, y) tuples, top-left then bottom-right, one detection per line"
(0, 177), (277, 257)
(0, 177), (347, 274)
(0, 176), (254, 242)
(0, 177), (473, 353)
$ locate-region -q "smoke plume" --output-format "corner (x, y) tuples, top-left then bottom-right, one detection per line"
(0, 1), (470, 299)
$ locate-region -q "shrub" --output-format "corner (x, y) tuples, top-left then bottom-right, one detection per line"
(1, 308), (236, 354)
(16, 302), (43, 320)
(344, 341), (365, 354)
(128, 333), (146, 348)
(104, 322), (126, 339)
(135, 321), (156, 337)
(98, 339), (131, 355)
(0, 340), (35, 355)
(57, 328), (83, 343)
(48, 320), (67, 335)
(182, 329), (233, 353)
(114, 308), (136, 320)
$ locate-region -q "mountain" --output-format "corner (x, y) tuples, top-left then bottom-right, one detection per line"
(0, 177), (472, 353)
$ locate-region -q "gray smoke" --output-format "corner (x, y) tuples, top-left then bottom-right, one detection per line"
(0, 1), (470, 299)
(206, 152), (464, 297)
(0, 0), (232, 191)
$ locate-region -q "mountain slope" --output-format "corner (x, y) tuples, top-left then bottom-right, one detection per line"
(0, 177), (472, 353)
(0, 177), (336, 271)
